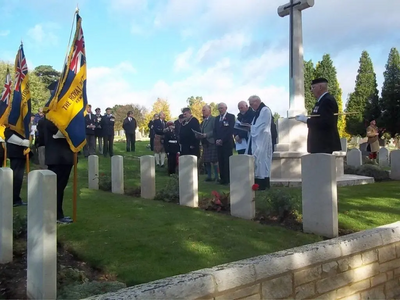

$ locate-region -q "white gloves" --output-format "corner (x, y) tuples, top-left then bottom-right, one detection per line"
(8, 134), (29, 147)
(21, 139), (30, 148)
(53, 130), (66, 139)
(295, 114), (308, 123)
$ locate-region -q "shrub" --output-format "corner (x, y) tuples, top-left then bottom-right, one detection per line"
(57, 281), (126, 299)
(344, 164), (357, 175)
(154, 174), (179, 203)
(256, 189), (301, 222)
(98, 173), (111, 192)
(125, 186), (141, 197)
(355, 164), (390, 182)
(13, 213), (27, 238)
(199, 191), (230, 212)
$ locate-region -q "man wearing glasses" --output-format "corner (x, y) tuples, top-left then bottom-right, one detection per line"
(295, 78), (341, 154)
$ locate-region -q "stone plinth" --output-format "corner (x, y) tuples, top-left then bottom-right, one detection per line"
(275, 118), (308, 152)
(27, 170), (57, 300)
(390, 150), (400, 180)
(88, 155), (99, 190)
(301, 154), (338, 238)
(111, 155), (124, 194)
(229, 155), (255, 220)
(140, 155), (155, 199)
(272, 151), (345, 179)
(179, 155), (198, 207)
(379, 147), (389, 168)
(347, 149), (362, 167)
(0, 168), (13, 263)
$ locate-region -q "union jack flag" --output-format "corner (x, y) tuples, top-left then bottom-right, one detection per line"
(0, 68), (11, 125)
(14, 48), (28, 92)
(69, 26), (85, 74)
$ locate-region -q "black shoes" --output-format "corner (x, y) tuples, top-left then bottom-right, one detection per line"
(57, 216), (73, 224)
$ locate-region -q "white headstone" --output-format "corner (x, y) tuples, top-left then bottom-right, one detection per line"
(347, 148), (362, 167)
(140, 155), (155, 199)
(27, 170), (57, 300)
(390, 150), (400, 180)
(301, 154), (338, 238)
(179, 155), (198, 207)
(88, 155), (99, 190)
(229, 155), (255, 220)
(340, 138), (347, 152)
(0, 168), (13, 263)
(114, 131), (119, 136)
(379, 147), (389, 168)
(119, 130), (125, 136)
(111, 155), (124, 194)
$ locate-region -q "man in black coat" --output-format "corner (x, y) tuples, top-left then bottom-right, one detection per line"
(148, 114), (158, 151)
(83, 104), (96, 157)
(43, 117), (74, 224)
(179, 108), (201, 157)
(214, 102), (235, 185)
(94, 108), (103, 154)
(295, 78), (341, 154)
(234, 101), (255, 154)
(123, 110), (137, 152)
(5, 127), (31, 206)
(101, 107), (115, 157)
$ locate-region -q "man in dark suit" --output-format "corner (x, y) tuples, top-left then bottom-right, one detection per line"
(214, 102), (235, 185)
(123, 110), (137, 152)
(43, 117), (74, 224)
(295, 78), (341, 154)
(5, 127), (31, 206)
(179, 108), (201, 157)
(83, 104), (96, 157)
(101, 107), (115, 157)
(94, 107), (103, 154)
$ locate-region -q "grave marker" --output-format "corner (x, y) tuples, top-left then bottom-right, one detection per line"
(179, 155), (198, 207)
(88, 155), (99, 190)
(111, 155), (124, 194)
(140, 155), (155, 199)
(0, 168), (13, 263)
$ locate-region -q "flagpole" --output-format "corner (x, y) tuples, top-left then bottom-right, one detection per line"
(288, 112), (360, 119)
(73, 152), (78, 222)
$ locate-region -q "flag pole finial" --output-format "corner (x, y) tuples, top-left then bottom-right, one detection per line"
(76, 4), (79, 13)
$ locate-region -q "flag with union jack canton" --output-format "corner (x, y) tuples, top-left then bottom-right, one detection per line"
(44, 13), (87, 152)
(0, 68), (12, 124)
(7, 44), (31, 139)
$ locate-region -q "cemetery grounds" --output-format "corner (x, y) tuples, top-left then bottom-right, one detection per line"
(1, 141), (399, 299)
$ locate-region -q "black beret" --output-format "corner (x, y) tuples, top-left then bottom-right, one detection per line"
(106, 107), (112, 111)
(311, 78), (328, 85)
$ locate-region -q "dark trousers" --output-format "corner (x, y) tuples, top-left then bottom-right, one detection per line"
(10, 158), (25, 203)
(126, 133), (136, 152)
(167, 152), (178, 175)
(150, 136), (154, 151)
(84, 134), (96, 157)
(217, 145), (232, 184)
(180, 144), (200, 157)
(48, 164), (73, 220)
(103, 135), (114, 157)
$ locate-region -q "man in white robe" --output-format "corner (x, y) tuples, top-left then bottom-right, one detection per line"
(245, 95), (273, 190)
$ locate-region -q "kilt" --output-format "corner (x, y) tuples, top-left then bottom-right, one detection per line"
(154, 134), (165, 153)
(202, 142), (218, 163)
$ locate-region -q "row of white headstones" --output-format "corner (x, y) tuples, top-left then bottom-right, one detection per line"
(347, 147), (400, 169)
(1, 150), (399, 299)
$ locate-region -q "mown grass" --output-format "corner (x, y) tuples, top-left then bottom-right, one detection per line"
(12, 140), (400, 286)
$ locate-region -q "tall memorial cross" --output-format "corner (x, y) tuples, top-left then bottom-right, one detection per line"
(278, 0), (314, 117)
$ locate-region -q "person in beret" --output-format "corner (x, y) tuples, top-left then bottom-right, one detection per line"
(94, 107), (103, 155)
(101, 107), (115, 157)
(295, 78), (341, 154)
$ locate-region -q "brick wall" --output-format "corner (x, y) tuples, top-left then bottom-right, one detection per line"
(87, 222), (400, 300)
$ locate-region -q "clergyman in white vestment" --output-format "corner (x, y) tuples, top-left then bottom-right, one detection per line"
(245, 95), (273, 190)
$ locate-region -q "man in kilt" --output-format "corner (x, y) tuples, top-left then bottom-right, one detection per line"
(196, 105), (218, 182)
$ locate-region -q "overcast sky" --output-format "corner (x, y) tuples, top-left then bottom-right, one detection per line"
(0, 0), (399, 118)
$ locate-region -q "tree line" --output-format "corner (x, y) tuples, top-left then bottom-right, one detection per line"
(304, 48), (400, 139)
(2, 48), (400, 137)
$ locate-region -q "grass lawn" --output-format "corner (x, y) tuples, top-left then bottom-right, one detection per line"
(12, 140), (400, 286)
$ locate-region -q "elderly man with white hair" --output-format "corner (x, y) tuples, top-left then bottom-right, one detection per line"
(245, 95), (273, 190)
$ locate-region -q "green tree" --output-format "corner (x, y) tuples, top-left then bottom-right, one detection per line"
(34, 65), (61, 86)
(186, 96), (206, 121)
(315, 54), (346, 137)
(209, 102), (219, 116)
(380, 47), (400, 136)
(112, 104), (148, 131)
(345, 51), (379, 136)
(304, 59), (315, 114)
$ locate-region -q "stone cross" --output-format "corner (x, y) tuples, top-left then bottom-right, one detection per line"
(278, 0), (314, 116)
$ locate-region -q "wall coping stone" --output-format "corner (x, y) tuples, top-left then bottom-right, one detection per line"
(85, 222), (400, 300)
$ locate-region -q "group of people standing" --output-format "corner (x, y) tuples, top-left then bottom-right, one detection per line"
(147, 97), (278, 190)
(82, 106), (138, 158)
